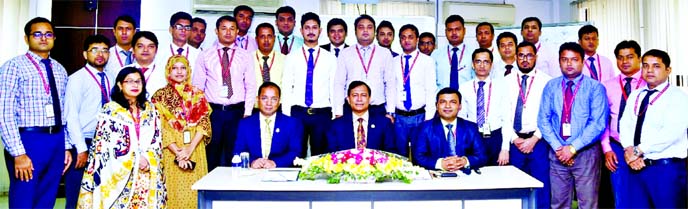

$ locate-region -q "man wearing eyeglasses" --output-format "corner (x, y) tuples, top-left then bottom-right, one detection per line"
(159, 11), (199, 75)
(0, 17), (72, 209)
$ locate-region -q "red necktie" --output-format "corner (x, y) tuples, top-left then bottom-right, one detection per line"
(140, 67), (148, 75)
(356, 118), (366, 149)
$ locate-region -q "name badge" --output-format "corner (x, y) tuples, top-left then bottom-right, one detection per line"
(45, 104), (55, 118)
(481, 123), (491, 138)
(562, 123), (572, 137)
(183, 131), (191, 144)
(220, 85), (229, 97)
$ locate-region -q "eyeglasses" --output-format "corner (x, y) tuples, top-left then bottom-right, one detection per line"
(87, 48), (110, 54)
(173, 24), (192, 31)
(517, 53), (535, 60)
(31, 32), (55, 39)
(123, 79), (142, 85)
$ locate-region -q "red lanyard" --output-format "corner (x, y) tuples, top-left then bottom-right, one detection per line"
(516, 72), (536, 107)
(446, 45), (466, 69)
(131, 108), (141, 139)
(216, 48), (237, 76)
(473, 80), (493, 118)
(584, 54), (602, 79)
(536, 43), (541, 52)
(355, 45), (376, 74)
(170, 45), (190, 58)
(173, 86), (193, 122)
(302, 47), (321, 68)
(561, 76), (584, 123)
(141, 64), (156, 84)
(618, 76), (642, 100)
(278, 36), (295, 53)
(255, 51), (276, 71)
(399, 51), (420, 84)
(25, 53), (51, 95)
(634, 83), (670, 116)
(84, 66), (111, 102)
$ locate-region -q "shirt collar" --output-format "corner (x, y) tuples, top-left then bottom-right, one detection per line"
(114, 44), (131, 53)
(84, 63), (104, 73)
(402, 49), (419, 57)
(214, 40), (237, 50)
(259, 113), (277, 123)
(440, 117), (458, 128)
(584, 53), (598, 60)
(643, 79), (670, 91)
(352, 111), (370, 123)
(356, 43), (376, 51)
(331, 43), (343, 51)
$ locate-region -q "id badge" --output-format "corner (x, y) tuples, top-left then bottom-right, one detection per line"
(481, 123), (491, 138)
(183, 131), (191, 144)
(562, 123), (572, 137)
(45, 104), (55, 118)
(220, 85), (229, 97)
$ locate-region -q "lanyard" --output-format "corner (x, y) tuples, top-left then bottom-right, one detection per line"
(536, 43), (541, 52)
(278, 36), (295, 53)
(618, 76), (642, 101)
(84, 66), (111, 102)
(216, 48), (237, 77)
(170, 45), (190, 58)
(399, 51), (420, 84)
(301, 47), (321, 68)
(634, 83), (670, 116)
(446, 45), (466, 69)
(141, 64), (156, 84)
(355, 45), (376, 74)
(584, 54), (602, 79)
(25, 53), (51, 95)
(473, 80), (493, 118)
(173, 85), (194, 123)
(131, 107), (141, 139)
(115, 47), (131, 67)
(516, 72), (536, 107)
(561, 76), (584, 123)
(255, 51), (276, 71)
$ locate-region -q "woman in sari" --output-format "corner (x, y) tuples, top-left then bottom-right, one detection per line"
(78, 67), (166, 209)
(151, 55), (212, 209)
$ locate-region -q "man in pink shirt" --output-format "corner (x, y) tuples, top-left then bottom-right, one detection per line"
(578, 25), (615, 82)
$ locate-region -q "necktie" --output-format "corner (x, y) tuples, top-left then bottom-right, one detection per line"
(222, 47), (234, 98)
(97, 72), (108, 106)
(504, 64), (513, 76)
(450, 47), (459, 90)
(238, 37), (245, 49)
(122, 50), (133, 65)
(588, 56), (599, 80)
(403, 55), (413, 110)
(305, 48), (315, 107)
(356, 118), (366, 149)
(476, 81), (486, 128)
(334, 48), (340, 57)
(261, 56), (270, 82)
(514, 75), (528, 132)
(42, 59), (62, 128)
(140, 67), (148, 75)
(263, 118), (272, 158)
(562, 80), (574, 140)
(618, 77), (633, 129)
(281, 36), (289, 55)
(446, 123), (456, 156)
(633, 90), (657, 146)
(362, 46), (370, 61)
(177, 47), (184, 56)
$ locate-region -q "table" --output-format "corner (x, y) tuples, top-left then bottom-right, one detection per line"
(192, 166), (543, 209)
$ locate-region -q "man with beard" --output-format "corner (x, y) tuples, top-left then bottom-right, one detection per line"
(188, 17), (207, 50)
(234, 5), (258, 52)
(377, 20), (398, 57)
(418, 32), (436, 56)
(104, 15), (135, 77)
(158, 11), (199, 75)
(432, 15), (474, 90)
(63, 34), (113, 209)
(273, 6), (303, 55)
(320, 18), (349, 57)
(252, 23), (285, 88)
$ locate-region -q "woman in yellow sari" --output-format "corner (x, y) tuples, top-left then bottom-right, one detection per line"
(151, 55), (212, 209)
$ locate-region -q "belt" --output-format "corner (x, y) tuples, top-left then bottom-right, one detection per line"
(18, 126), (62, 134)
(395, 106), (426, 116)
(210, 102), (245, 111)
(292, 106), (331, 115)
(516, 131), (535, 139)
(643, 158), (686, 166)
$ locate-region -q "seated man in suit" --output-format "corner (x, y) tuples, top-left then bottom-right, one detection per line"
(327, 81), (397, 154)
(413, 87), (487, 171)
(234, 82), (303, 168)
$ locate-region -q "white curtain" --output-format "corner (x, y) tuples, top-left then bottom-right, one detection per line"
(0, 0), (32, 64)
(320, 0), (434, 16)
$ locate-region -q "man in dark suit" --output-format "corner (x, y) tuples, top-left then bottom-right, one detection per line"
(320, 18), (349, 57)
(413, 87), (487, 171)
(234, 82), (303, 168)
(327, 81), (397, 154)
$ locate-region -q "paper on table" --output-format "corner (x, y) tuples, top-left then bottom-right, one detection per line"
(261, 170), (300, 182)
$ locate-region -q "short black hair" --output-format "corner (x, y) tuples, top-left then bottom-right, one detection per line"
(191, 17), (207, 28)
(377, 20), (394, 33)
(24, 17), (54, 36)
(354, 14), (376, 32)
(521, 17), (542, 31)
(111, 67), (148, 110)
(558, 42), (585, 60)
(83, 34), (111, 51)
(476, 22), (494, 34)
(614, 40), (641, 57)
(444, 15), (465, 26)
(114, 15), (137, 29)
(275, 6), (296, 19)
(169, 11), (192, 27)
(577, 25), (598, 40)
(327, 18), (348, 33)
(131, 31), (159, 48)
(233, 5), (254, 17)
(258, 81), (281, 97)
(642, 49), (671, 67)
(516, 41), (537, 54)
(436, 87), (462, 104)
(419, 32), (436, 43)
(216, 15), (237, 29)
(300, 12), (320, 27)
(347, 80), (371, 96)
(399, 24), (419, 38)
(496, 32), (518, 49)
(255, 22), (275, 35)
(472, 48), (493, 62)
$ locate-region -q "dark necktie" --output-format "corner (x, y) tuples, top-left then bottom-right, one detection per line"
(177, 47), (184, 56)
(633, 89), (657, 146)
(562, 80), (574, 140)
(588, 56), (599, 80)
(403, 55), (413, 110)
(261, 56), (270, 82)
(477, 81), (486, 128)
(305, 48), (315, 107)
(446, 123), (456, 156)
(514, 75), (528, 132)
(281, 36), (289, 55)
(222, 47), (233, 98)
(41, 59), (62, 128)
(334, 48), (340, 57)
(237, 37), (245, 49)
(450, 47), (459, 90)
(122, 50), (133, 65)
(618, 77), (633, 129)
(97, 72), (108, 106)
(504, 64), (513, 76)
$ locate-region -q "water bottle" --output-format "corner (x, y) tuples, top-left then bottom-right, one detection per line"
(231, 154), (241, 177)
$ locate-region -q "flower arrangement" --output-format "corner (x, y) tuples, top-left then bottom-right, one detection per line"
(297, 148), (424, 184)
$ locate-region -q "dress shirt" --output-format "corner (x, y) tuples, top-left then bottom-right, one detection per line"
(104, 44), (132, 79)
(434, 118), (471, 170)
(156, 43), (200, 76)
(538, 74), (609, 150)
(431, 43), (476, 89)
(252, 50), (286, 88)
(458, 77), (510, 150)
(124, 61), (166, 100)
(236, 34), (258, 53)
(394, 50), (437, 120)
(582, 53), (615, 82)
(352, 111), (370, 145)
(282, 46), (337, 116)
(619, 81), (688, 159)
(502, 70), (552, 142)
(0, 51), (70, 156)
(259, 113), (277, 158)
(65, 64), (114, 153)
(274, 33), (304, 55)
(193, 41), (256, 116)
(330, 43), (345, 53)
(600, 71), (645, 153)
(532, 41), (560, 77)
(492, 57), (516, 78)
(334, 43), (396, 116)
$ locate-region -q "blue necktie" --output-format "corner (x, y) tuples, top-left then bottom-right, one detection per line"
(514, 75), (528, 132)
(476, 81), (486, 127)
(588, 56), (599, 80)
(618, 77), (633, 130)
(334, 48), (340, 57)
(97, 72), (108, 106)
(237, 37), (245, 49)
(446, 123), (456, 156)
(42, 59), (62, 127)
(403, 55), (412, 110)
(177, 47), (184, 55)
(305, 48), (315, 107)
(450, 47), (459, 90)
(633, 89), (657, 146)
(122, 50), (133, 65)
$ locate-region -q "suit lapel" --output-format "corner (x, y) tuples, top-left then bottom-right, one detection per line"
(343, 114), (355, 149)
(432, 118), (446, 155)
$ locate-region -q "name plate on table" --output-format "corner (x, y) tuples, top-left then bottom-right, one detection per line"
(261, 169), (300, 182)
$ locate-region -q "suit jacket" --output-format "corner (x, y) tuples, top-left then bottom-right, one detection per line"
(234, 113), (303, 167)
(327, 112), (398, 155)
(413, 117), (487, 170)
(320, 43), (349, 52)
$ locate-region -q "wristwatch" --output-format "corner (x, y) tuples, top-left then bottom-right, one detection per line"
(633, 146), (642, 156)
(569, 145), (577, 155)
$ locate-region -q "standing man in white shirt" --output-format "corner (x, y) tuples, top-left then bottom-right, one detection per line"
(234, 5), (258, 52)
(127, 31), (165, 99)
(104, 15), (136, 78)
(159, 12), (199, 76)
(432, 15), (474, 90)
(493, 32), (518, 77)
(578, 25), (614, 82)
(521, 17), (558, 77)
(274, 6), (303, 55)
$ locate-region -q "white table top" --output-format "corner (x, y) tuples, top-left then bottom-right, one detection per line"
(192, 166), (543, 191)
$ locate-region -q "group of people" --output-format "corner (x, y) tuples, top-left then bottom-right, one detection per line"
(0, 4), (685, 209)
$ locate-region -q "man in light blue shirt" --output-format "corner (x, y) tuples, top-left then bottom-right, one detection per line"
(431, 15), (475, 90)
(538, 42), (608, 209)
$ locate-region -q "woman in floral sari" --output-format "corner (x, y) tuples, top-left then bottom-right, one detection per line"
(152, 55), (211, 209)
(78, 67), (166, 209)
